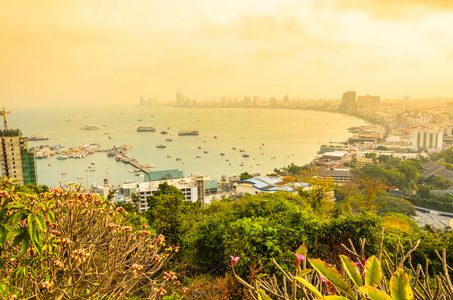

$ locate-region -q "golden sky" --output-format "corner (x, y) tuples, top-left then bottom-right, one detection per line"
(2, 0), (453, 106)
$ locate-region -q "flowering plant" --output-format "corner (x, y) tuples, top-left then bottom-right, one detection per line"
(0, 178), (180, 299)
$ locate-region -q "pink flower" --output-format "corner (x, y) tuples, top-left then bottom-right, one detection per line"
(294, 253), (306, 261)
(230, 256), (239, 263)
(354, 262), (360, 266)
(320, 275), (327, 283)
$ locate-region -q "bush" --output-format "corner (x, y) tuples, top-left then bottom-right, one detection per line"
(0, 178), (181, 299)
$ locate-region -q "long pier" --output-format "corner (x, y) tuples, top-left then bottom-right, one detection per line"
(121, 158), (151, 173)
(103, 146), (152, 174)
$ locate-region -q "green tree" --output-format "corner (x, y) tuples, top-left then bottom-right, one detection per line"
(145, 182), (202, 248)
(239, 172), (253, 181)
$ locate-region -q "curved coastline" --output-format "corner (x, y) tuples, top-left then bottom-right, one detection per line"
(15, 105), (366, 186)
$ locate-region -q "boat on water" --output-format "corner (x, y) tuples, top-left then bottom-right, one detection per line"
(178, 130), (199, 136)
(196, 155), (201, 158)
(61, 172), (67, 175)
(108, 136), (113, 139)
(176, 157), (182, 161)
(220, 153), (225, 156)
(204, 151), (208, 154)
(198, 146), (202, 149)
(165, 138), (173, 142)
(156, 144), (166, 148)
(242, 154), (250, 157)
(167, 155), (172, 158)
(239, 149), (245, 152)
(161, 131), (168, 135)
(81, 125), (100, 130)
(26, 135), (49, 141)
(232, 147), (236, 150)
(137, 125), (156, 132)
(203, 139), (207, 142)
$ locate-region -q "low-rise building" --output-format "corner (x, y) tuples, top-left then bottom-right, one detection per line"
(234, 176), (306, 196)
(319, 168), (353, 185)
(411, 129), (443, 153)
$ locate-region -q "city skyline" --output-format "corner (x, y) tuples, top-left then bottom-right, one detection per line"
(2, 0), (453, 107)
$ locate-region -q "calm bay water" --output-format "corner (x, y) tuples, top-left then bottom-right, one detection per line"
(9, 105), (365, 187)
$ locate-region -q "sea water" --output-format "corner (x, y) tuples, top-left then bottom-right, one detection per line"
(8, 105), (365, 187)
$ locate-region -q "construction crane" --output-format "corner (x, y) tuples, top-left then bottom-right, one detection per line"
(0, 107), (11, 130)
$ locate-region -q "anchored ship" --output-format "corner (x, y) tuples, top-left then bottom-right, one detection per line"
(178, 130), (199, 136)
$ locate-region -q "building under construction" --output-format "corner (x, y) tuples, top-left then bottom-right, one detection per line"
(0, 107), (38, 185)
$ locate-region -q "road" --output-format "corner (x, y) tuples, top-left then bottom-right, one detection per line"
(412, 211), (452, 230)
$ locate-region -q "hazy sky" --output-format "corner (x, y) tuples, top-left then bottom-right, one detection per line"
(2, 0), (453, 107)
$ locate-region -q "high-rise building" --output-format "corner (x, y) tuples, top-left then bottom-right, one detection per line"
(0, 130), (38, 185)
(339, 91), (357, 113)
(176, 91), (186, 106)
(0, 108), (38, 185)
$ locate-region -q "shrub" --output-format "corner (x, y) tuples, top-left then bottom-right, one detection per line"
(0, 178), (181, 299)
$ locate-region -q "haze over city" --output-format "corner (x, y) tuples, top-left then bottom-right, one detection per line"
(2, 0), (453, 107)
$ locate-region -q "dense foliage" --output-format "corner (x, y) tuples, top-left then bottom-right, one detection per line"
(408, 191), (453, 213)
(375, 195), (416, 216)
(187, 192), (382, 277)
(0, 179), (182, 299)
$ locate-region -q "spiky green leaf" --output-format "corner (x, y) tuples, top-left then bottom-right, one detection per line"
(359, 286), (392, 300)
(364, 256), (382, 287)
(47, 211), (55, 223)
(296, 243), (308, 257)
(12, 211), (27, 225)
(6, 228), (22, 243)
(35, 214), (46, 232)
(390, 268), (414, 300)
(0, 227), (6, 246)
(309, 258), (357, 300)
(21, 236), (30, 254)
(297, 269), (312, 277)
(294, 276), (323, 299)
(13, 231), (26, 247)
(0, 206), (8, 220)
(256, 289), (272, 300)
(340, 255), (363, 287)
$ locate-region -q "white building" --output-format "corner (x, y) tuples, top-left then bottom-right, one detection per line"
(134, 178), (198, 212)
(411, 129), (443, 153)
